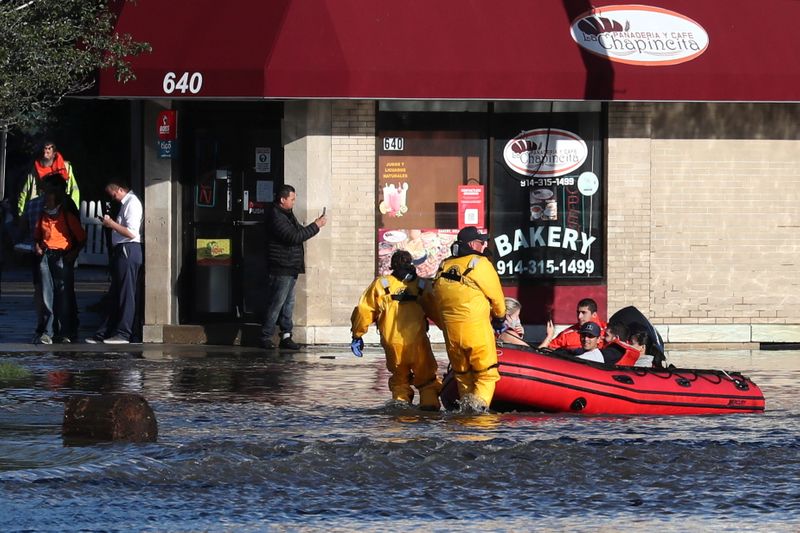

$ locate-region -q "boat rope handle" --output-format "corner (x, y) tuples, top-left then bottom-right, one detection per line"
(720, 369), (743, 386)
(674, 370), (700, 383)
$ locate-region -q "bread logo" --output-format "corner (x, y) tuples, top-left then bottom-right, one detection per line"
(503, 129), (587, 177)
(570, 5), (709, 66)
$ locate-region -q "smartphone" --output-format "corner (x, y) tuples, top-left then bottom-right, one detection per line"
(322, 207), (326, 216)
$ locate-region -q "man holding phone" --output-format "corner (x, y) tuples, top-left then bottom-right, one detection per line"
(260, 184), (327, 350)
(86, 178), (143, 345)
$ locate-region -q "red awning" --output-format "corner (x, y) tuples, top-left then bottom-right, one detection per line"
(97, 0), (800, 102)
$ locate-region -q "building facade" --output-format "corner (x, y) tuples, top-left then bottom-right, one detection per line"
(97, 1), (800, 346)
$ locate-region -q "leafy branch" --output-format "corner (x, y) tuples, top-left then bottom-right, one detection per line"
(0, 0), (150, 129)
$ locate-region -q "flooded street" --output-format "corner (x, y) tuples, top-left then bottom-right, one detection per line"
(1, 347), (799, 532)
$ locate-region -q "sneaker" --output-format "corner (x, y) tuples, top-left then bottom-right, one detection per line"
(279, 336), (300, 350)
(103, 335), (130, 345)
(260, 339), (276, 349)
(34, 333), (53, 345)
(85, 335), (104, 344)
(55, 337), (72, 344)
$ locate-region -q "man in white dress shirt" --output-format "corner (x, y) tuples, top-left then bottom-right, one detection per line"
(86, 178), (143, 344)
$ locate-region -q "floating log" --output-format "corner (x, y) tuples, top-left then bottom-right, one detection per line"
(63, 393), (157, 442)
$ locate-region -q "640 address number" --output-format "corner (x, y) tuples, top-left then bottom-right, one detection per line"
(496, 258), (595, 276)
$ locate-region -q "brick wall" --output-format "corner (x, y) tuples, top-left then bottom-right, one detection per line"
(607, 102), (800, 340)
(607, 103), (654, 318)
(330, 101), (377, 325)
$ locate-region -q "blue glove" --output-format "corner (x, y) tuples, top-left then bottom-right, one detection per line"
(491, 317), (507, 335)
(350, 337), (364, 357)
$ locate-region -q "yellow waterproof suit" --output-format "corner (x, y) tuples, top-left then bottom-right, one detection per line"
(351, 275), (442, 409)
(432, 253), (505, 407)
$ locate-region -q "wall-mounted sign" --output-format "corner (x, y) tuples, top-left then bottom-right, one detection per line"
(157, 110), (177, 140)
(570, 5), (709, 66)
(503, 129), (588, 178)
(158, 140), (175, 159)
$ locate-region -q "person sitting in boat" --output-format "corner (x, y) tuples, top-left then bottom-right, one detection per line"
(538, 298), (607, 351)
(628, 330), (659, 368)
(600, 321), (641, 366)
(497, 297), (527, 346)
(567, 322), (627, 365)
(569, 322), (604, 362)
(350, 250), (442, 410)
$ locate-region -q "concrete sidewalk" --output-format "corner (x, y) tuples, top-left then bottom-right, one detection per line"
(0, 262), (353, 357)
(1, 262), (110, 345)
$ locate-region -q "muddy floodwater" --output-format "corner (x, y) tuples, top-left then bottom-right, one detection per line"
(1, 347), (799, 532)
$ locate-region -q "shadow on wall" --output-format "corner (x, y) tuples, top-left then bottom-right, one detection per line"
(651, 103), (800, 140)
(562, 0), (615, 101)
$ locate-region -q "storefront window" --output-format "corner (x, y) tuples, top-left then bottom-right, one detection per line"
(376, 106), (604, 283)
(490, 111), (604, 281)
(376, 112), (488, 278)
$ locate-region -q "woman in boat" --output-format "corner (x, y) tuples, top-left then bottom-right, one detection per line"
(630, 330), (654, 367)
(497, 297), (528, 346)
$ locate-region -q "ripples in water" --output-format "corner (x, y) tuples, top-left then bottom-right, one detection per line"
(0, 349), (799, 531)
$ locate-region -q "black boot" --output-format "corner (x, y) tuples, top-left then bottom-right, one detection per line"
(279, 334), (300, 350)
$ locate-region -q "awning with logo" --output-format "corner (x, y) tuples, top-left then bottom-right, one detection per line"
(96, 0), (800, 102)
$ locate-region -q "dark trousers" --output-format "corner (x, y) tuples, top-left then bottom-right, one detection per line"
(97, 242), (142, 340)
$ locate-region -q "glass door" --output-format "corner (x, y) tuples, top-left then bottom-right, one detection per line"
(186, 118), (282, 322)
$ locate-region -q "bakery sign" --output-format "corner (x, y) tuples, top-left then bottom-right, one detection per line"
(570, 5), (709, 66)
(503, 129), (588, 177)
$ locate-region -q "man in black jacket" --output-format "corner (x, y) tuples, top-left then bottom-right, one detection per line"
(261, 184), (327, 349)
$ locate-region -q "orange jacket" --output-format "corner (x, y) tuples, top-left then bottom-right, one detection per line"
(34, 208), (85, 251)
(610, 339), (642, 366)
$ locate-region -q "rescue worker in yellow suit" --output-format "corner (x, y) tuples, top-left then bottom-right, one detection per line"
(432, 226), (505, 411)
(350, 250), (442, 410)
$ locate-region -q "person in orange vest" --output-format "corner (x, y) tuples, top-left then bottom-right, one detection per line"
(539, 298), (607, 351)
(602, 321), (641, 366)
(32, 183), (86, 344)
(17, 141), (80, 217)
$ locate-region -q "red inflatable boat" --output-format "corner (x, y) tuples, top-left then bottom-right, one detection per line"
(440, 307), (765, 415)
(441, 346), (765, 415)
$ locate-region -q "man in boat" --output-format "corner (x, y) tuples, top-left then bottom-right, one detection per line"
(350, 250), (442, 410)
(564, 321), (638, 366)
(601, 321), (641, 366)
(569, 322), (607, 363)
(432, 226), (506, 412)
(538, 298), (607, 351)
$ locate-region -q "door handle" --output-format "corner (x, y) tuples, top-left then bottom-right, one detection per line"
(233, 220), (261, 227)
